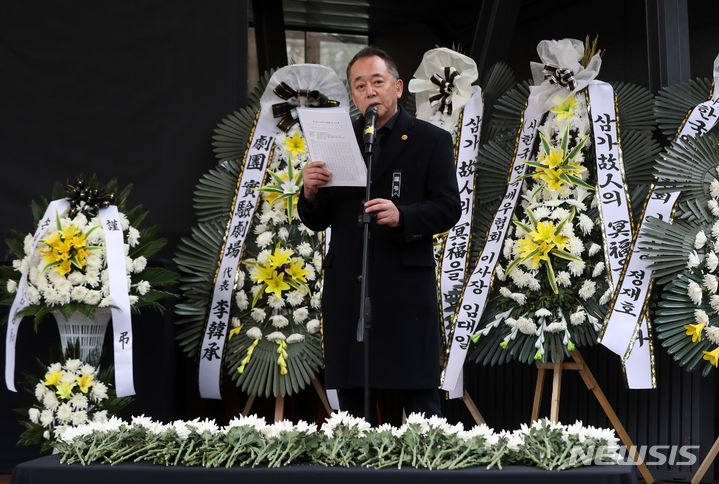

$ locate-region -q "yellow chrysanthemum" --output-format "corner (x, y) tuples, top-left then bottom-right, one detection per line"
(550, 95), (579, 121)
(684, 322), (706, 343)
(43, 370), (63, 387)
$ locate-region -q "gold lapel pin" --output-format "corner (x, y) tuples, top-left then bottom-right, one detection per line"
(401, 134), (408, 140)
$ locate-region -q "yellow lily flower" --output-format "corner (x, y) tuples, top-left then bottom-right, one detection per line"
(265, 272), (291, 298)
(57, 259), (73, 275)
(56, 380), (76, 399)
(684, 322), (706, 343)
(703, 347), (719, 367)
(284, 131), (307, 158)
(267, 246), (293, 269)
(75, 373), (94, 393)
(538, 147), (565, 169)
(286, 258), (310, 284)
(550, 95), (578, 121)
(44, 370), (63, 387)
(251, 263), (277, 286)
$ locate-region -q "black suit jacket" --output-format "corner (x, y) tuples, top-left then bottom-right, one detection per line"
(298, 106), (461, 389)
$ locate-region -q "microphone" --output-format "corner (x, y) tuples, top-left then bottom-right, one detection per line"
(363, 105), (379, 154)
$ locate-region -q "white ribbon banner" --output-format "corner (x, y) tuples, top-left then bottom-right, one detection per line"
(99, 205), (135, 397)
(587, 80), (634, 287)
(441, 98), (543, 392)
(438, 86), (483, 398)
(602, 80), (719, 388)
(198, 109), (275, 399)
(5, 199), (70, 392)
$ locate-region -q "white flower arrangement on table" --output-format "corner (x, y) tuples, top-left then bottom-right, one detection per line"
(52, 412), (621, 470)
(1, 178), (177, 326)
(18, 356), (130, 451)
(223, 126), (325, 391)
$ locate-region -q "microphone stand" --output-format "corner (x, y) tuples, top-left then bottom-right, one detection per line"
(357, 106), (377, 422)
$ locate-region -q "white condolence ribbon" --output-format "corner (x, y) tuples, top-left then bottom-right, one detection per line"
(601, 56), (719, 388)
(98, 205), (135, 397)
(198, 108), (274, 399)
(441, 97), (543, 392)
(5, 199), (70, 392)
(437, 86), (483, 398)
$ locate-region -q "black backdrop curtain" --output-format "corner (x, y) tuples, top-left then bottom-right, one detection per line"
(0, 0), (248, 471)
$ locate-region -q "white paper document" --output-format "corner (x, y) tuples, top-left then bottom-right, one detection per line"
(297, 107), (366, 187)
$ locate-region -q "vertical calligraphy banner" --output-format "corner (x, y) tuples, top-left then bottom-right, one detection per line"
(441, 98), (542, 392)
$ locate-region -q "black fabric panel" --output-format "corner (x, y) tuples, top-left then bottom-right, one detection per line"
(11, 455), (638, 484)
(0, 0), (247, 472)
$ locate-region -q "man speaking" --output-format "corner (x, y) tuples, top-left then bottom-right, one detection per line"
(298, 47), (461, 421)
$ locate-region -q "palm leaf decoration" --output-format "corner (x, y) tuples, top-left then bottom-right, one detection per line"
(655, 77), (714, 141)
(465, 74), (658, 366)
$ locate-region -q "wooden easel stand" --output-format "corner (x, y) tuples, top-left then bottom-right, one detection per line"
(691, 434), (719, 484)
(531, 350), (654, 484)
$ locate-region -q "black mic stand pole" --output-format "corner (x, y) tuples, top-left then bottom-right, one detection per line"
(357, 107), (377, 423)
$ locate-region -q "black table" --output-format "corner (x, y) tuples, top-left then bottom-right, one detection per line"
(11, 455), (638, 484)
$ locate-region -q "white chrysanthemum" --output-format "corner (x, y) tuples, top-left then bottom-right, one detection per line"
(696, 231), (708, 249)
(592, 261), (605, 278)
(286, 333), (305, 344)
(588, 243), (601, 257)
(64, 359), (82, 372)
(710, 178), (719, 199)
(277, 227), (289, 241)
(285, 289), (305, 306)
(305, 264), (316, 281)
(251, 308), (266, 322)
(83, 290), (102, 305)
(265, 331), (286, 342)
(556, 271), (571, 287)
(128, 295), (138, 305)
(527, 276), (541, 291)
(712, 220), (719, 240)
(93, 410), (108, 423)
(257, 231), (275, 249)
(268, 294), (285, 309)
(6, 278), (18, 294)
(246, 327), (263, 340)
(545, 321), (566, 333)
(570, 309), (586, 326)
(510, 292), (527, 305)
(577, 214), (594, 235)
(705, 326), (719, 345)
(71, 410), (88, 426)
(293, 307), (309, 323)
(270, 315), (289, 328)
(235, 291), (249, 310)
(535, 308), (551, 317)
(134, 280), (150, 296)
(598, 287), (613, 305)
(91, 382), (108, 401)
(710, 295), (719, 312)
(133, 256), (147, 273)
(127, 226), (140, 247)
(67, 271), (84, 285)
(306, 319), (321, 334)
(568, 260), (586, 277)
(578, 280), (597, 300)
(313, 253), (323, 271)
(705, 274), (718, 294)
(40, 409), (54, 428)
(499, 287), (512, 298)
(695, 309), (709, 325)
(297, 242), (313, 258)
(230, 317), (241, 329)
(503, 238), (515, 259)
(709, 199), (719, 217)
(688, 281), (703, 305)
(516, 317), (537, 335)
(495, 265), (505, 281)
(56, 403), (73, 423)
(707, 252), (719, 273)
(310, 292), (321, 308)
(504, 317), (517, 328)
(29, 407), (40, 424)
(257, 249), (272, 265)
(70, 393), (88, 410)
(568, 237), (584, 256)
(35, 382), (47, 400)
